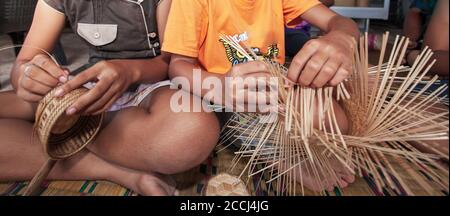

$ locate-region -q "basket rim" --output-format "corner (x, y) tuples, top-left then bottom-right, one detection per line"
(35, 88), (104, 160)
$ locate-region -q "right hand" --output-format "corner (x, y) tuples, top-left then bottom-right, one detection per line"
(222, 61), (277, 113)
(17, 54), (69, 102)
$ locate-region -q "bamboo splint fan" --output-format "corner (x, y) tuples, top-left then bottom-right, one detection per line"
(218, 32), (449, 196)
(23, 88), (104, 196)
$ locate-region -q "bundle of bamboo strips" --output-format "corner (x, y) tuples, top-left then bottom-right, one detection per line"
(219, 32), (449, 196)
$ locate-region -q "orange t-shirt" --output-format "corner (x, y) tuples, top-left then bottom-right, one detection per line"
(162, 0), (321, 74)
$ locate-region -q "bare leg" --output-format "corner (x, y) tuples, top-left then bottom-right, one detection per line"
(0, 88), (220, 195)
(295, 97), (354, 192)
(0, 119), (175, 195)
(313, 99), (350, 135)
(295, 157), (356, 192)
(0, 91), (35, 121)
(87, 87), (220, 175)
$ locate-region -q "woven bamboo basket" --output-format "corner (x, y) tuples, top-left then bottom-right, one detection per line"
(23, 88), (104, 196)
(205, 173), (250, 196)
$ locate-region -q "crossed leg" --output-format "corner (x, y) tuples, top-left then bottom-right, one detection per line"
(0, 87), (220, 195)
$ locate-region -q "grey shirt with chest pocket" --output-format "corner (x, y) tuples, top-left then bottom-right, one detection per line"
(44, 0), (162, 65)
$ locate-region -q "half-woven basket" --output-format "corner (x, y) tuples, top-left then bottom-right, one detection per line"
(34, 88), (103, 159)
(204, 173), (250, 196)
(23, 88), (104, 195)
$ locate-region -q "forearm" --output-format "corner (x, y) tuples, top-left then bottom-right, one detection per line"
(327, 15), (360, 40)
(300, 5), (359, 40)
(168, 58), (225, 104)
(111, 53), (170, 85)
(10, 0), (67, 92)
(403, 11), (423, 43)
(422, 0), (449, 77)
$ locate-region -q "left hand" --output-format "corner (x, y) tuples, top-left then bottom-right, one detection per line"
(287, 31), (355, 88)
(55, 60), (134, 115)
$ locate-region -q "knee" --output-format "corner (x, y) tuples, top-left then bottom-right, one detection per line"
(127, 88), (221, 174)
(150, 111), (220, 175)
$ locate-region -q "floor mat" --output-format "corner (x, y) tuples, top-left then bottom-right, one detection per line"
(1, 148), (447, 196)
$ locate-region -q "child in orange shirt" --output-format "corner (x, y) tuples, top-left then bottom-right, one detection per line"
(163, 0), (359, 192)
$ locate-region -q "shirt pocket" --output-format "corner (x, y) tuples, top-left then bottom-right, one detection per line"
(77, 23), (118, 47)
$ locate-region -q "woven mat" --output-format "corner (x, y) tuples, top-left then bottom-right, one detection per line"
(0, 147), (447, 196)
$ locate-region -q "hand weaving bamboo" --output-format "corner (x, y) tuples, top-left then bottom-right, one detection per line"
(218, 32), (449, 196)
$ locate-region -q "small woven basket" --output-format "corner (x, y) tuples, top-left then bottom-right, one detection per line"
(24, 88), (104, 195)
(34, 88), (103, 159)
(204, 173), (250, 196)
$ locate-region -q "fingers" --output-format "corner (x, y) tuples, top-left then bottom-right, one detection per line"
(227, 62), (278, 112)
(287, 35), (355, 87)
(298, 51), (329, 86)
(229, 77), (277, 102)
(342, 174), (355, 184)
(21, 63), (60, 87)
(287, 40), (319, 83)
(311, 60), (342, 88)
(66, 80), (111, 115)
(20, 76), (53, 95)
(239, 76), (277, 91)
(91, 95), (118, 115)
(20, 65), (54, 96)
(231, 61), (270, 77)
(329, 64), (351, 86)
(55, 67), (98, 97)
(17, 55), (67, 102)
(233, 88), (277, 113)
(240, 72), (272, 80)
(53, 61), (125, 115)
(31, 54), (68, 80)
(84, 85), (117, 114)
(234, 89), (276, 104)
